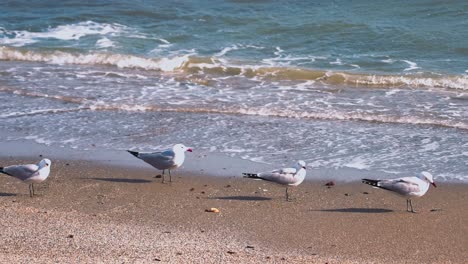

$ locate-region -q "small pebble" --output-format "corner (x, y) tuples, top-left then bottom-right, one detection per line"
(67, 234), (74, 238)
(227, 251), (235, 255)
(189, 188), (195, 191)
(324, 181), (335, 187)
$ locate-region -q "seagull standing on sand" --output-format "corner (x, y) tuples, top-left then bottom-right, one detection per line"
(243, 160), (307, 201)
(362, 171), (437, 213)
(0, 158), (51, 197)
(127, 144), (193, 183)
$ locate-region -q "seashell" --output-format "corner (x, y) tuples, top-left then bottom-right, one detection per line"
(205, 208), (220, 213)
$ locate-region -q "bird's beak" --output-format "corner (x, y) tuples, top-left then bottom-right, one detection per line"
(187, 148), (193, 152)
(303, 166), (306, 169)
(431, 182), (437, 188)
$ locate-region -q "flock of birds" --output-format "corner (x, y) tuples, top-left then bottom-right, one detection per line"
(0, 143), (437, 213)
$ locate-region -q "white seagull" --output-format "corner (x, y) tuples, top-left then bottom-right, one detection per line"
(0, 158), (52, 197)
(362, 171), (437, 213)
(243, 160), (307, 201)
(127, 144), (193, 183)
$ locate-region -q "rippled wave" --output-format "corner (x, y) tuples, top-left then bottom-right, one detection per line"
(2, 86), (466, 130)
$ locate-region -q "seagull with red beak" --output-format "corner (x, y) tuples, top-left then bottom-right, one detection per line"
(127, 144), (192, 183)
(362, 171), (437, 213)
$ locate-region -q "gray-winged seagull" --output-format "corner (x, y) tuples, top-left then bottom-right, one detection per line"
(362, 171), (437, 213)
(243, 160), (307, 201)
(127, 144), (192, 183)
(0, 158), (52, 197)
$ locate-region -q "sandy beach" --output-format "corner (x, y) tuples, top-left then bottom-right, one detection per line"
(1, 1), (467, 263)
(0, 156), (466, 263)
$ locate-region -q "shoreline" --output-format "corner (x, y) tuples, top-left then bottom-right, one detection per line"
(2, 138), (464, 184)
(0, 155), (467, 263)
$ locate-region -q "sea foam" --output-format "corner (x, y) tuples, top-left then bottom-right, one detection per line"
(0, 21), (127, 46)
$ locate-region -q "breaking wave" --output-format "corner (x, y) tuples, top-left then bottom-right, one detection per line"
(0, 21), (128, 46)
(1, 46), (467, 90)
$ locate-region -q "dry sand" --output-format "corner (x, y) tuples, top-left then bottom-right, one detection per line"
(0, 157), (467, 263)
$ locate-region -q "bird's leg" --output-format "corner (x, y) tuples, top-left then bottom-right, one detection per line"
(406, 199), (410, 212)
(161, 170), (165, 183)
(29, 184), (33, 197)
(169, 170), (172, 183)
(285, 187), (290, 202)
(32, 183), (35, 196)
(409, 199), (416, 213)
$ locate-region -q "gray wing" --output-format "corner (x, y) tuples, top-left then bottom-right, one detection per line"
(139, 150), (175, 170)
(258, 170), (297, 185)
(278, 167), (297, 174)
(378, 177), (421, 196)
(3, 164), (39, 181)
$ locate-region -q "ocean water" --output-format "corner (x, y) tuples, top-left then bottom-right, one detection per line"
(0, 1), (467, 181)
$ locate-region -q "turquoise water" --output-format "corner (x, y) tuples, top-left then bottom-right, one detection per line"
(0, 1), (467, 181)
(1, 0), (467, 75)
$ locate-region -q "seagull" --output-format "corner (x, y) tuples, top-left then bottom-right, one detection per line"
(362, 171), (437, 213)
(0, 158), (52, 197)
(127, 144), (193, 183)
(243, 160), (307, 201)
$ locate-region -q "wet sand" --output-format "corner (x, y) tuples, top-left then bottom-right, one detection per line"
(0, 157), (467, 263)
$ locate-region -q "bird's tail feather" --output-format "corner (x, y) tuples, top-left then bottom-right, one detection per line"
(127, 150), (140, 158)
(362, 178), (380, 187)
(0, 167), (8, 176)
(243, 173), (259, 178)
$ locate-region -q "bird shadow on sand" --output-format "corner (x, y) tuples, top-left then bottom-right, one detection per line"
(85, 177), (152, 184)
(210, 196), (272, 201)
(312, 208), (394, 214)
(0, 192), (16, 197)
